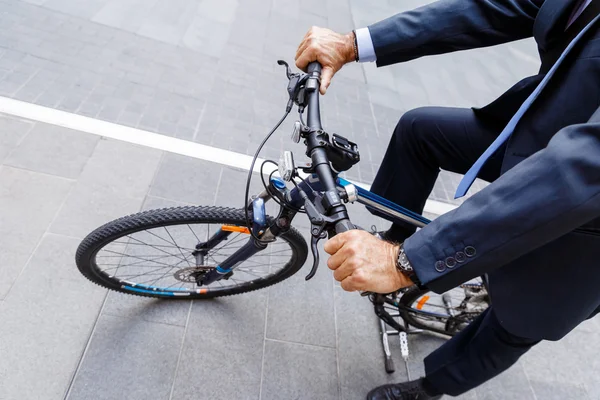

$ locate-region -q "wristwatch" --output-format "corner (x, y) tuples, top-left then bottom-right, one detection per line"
(396, 243), (422, 287)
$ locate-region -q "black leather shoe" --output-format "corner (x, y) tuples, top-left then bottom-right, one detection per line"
(366, 379), (443, 400)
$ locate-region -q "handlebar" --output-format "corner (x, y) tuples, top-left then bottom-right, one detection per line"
(302, 62), (354, 235)
(306, 62), (323, 130)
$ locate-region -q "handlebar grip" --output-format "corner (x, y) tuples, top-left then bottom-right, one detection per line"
(307, 62), (322, 75)
(335, 220), (355, 233)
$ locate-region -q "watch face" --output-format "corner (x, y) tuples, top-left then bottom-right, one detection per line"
(398, 251), (413, 272)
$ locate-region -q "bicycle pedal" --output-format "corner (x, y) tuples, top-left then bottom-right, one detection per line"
(399, 331), (409, 360)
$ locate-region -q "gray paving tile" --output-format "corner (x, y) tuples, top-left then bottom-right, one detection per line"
(0, 166), (73, 299)
(404, 333), (447, 381)
(528, 379), (590, 400)
(0, 234), (107, 400)
(44, 0), (108, 20)
(171, 291), (267, 400)
(261, 339), (339, 400)
(76, 138), (162, 198)
(266, 255), (335, 347)
(67, 314), (184, 400)
(0, 114), (34, 163)
(214, 164), (268, 206)
(560, 327), (600, 399)
(50, 139), (162, 238)
(102, 291), (191, 327)
(49, 182), (143, 239)
(5, 124), (99, 179)
(335, 286), (403, 400)
(91, 0), (154, 33)
(474, 362), (535, 400)
(142, 194), (195, 210)
(149, 153), (221, 205)
(181, 15), (230, 58)
(523, 339), (591, 400)
(136, 0), (196, 45)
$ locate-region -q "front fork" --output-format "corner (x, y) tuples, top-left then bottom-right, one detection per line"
(195, 182), (289, 287)
(197, 236), (268, 286)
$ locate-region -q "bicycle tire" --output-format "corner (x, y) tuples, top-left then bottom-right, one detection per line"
(76, 206), (308, 299)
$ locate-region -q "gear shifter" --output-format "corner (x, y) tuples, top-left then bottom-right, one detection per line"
(277, 59), (308, 112)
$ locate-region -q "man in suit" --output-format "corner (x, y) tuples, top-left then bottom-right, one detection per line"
(295, 0), (600, 399)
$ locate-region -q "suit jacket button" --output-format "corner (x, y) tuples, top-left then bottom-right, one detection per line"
(435, 261), (446, 272)
(465, 246), (477, 257)
(455, 252), (466, 263)
(445, 257), (457, 268)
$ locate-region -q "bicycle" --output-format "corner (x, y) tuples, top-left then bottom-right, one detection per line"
(75, 60), (490, 373)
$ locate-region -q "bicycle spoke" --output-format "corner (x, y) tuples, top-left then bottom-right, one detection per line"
(187, 224), (201, 244)
(123, 235), (188, 262)
(102, 254), (175, 269)
(209, 235), (247, 253)
(235, 270), (262, 279)
(143, 267), (181, 286)
(117, 266), (174, 281)
(111, 241), (195, 251)
(100, 250), (181, 268)
(163, 226), (193, 268)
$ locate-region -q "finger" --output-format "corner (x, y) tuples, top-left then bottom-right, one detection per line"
(323, 233), (345, 255)
(327, 247), (350, 271)
(333, 261), (354, 282)
(332, 252), (362, 281)
(340, 277), (359, 292)
(320, 66), (334, 95)
(295, 38), (311, 61)
(295, 48), (314, 72)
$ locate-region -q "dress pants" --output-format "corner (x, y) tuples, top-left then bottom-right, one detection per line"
(368, 107), (540, 395)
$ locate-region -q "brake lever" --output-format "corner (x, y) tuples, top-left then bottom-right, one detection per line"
(277, 60), (293, 79)
(306, 231), (327, 281)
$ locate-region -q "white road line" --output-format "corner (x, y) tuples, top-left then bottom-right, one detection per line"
(0, 96), (458, 216)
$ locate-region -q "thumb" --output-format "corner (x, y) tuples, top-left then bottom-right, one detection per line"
(320, 66), (335, 95)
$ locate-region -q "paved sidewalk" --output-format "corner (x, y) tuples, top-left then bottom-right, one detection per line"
(0, 0), (598, 399)
(0, 115), (598, 400)
(0, 0), (539, 203)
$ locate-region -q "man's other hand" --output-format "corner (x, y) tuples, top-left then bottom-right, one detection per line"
(323, 230), (414, 293)
(295, 27), (355, 95)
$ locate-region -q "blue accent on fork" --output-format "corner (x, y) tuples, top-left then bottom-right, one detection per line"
(216, 265), (232, 274)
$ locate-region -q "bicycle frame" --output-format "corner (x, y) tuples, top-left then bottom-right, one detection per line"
(289, 175), (430, 228)
(195, 174), (431, 286)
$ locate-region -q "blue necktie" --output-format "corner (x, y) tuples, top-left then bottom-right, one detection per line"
(455, 13), (600, 199)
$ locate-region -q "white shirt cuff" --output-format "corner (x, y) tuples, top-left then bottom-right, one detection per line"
(355, 27), (377, 63)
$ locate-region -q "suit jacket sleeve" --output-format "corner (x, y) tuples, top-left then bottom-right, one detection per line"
(369, 0), (544, 66)
(404, 106), (600, 293)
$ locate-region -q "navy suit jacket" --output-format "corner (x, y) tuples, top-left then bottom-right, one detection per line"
(368, 0), (600, 340)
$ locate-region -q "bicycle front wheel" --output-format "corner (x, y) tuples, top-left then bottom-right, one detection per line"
(76, 206), (308, 299)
